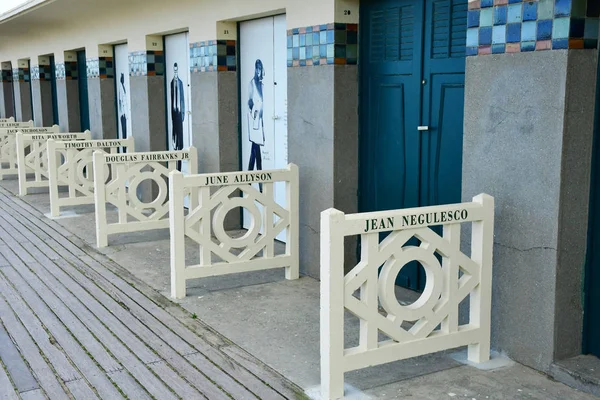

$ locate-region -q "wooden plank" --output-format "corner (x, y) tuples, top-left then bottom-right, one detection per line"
(0, 262), (177, 400)
(65, 379), (100, 400)
(106, 370), (152, 400)
(0, 360), (18, 400)
(0, 253), (122, 375)
(0, 268), (123, 399)
(0, 187), (303, 399)
(147, 361), (207, 400)
(18, 389), (46, 400)
(0, 320), (39, 393)
(0, 294), (67, 398)
(0, 226), (36, 264)
(0, 274), (81, 383)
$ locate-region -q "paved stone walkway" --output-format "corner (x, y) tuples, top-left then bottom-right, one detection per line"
(0, 187), (304, 399)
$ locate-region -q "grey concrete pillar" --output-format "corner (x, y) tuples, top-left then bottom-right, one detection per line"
(190, 70), (238, 173)
(288, 64), (359, 278)
(55, 61), (80, 132)
(462, 50), (598, 372)
(31, 63), (55, 127)
(0, 65), (15, 119)
(12, 66), (33, 122)
(87, 57), (117, 140)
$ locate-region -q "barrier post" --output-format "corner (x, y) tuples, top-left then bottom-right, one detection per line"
(15, 132), (27, 196)
(286, 163), (300, 280)
(169, 170), (187, 299)
(468, 193), (495, 363)
(320, 208), (346, 400)
(47, 139), (60, 217)
(93, 151), (108, 248)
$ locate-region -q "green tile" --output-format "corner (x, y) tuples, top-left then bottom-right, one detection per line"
(334, 30), (347, 44)
(346, 44), (358, 59)
(537, 0), (554, 20)
(552, 17), (570, 39)
(480, 8), (493, 26)
(571, 0), (587, 18)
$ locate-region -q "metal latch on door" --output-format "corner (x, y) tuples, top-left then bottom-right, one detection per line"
(418, 126), (429, 131)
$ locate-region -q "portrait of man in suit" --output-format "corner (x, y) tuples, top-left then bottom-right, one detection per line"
(170, 62), (185, 150)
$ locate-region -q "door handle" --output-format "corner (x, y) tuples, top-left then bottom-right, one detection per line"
(417, 126), (429, 131)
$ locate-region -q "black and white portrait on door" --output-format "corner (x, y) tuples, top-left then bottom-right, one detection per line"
(165, 32), (191, 171)
(114, 44), (131, 141)
(240, 15), (288, 241)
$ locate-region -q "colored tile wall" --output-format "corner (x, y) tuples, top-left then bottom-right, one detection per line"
(190, 40), (236, 72)
(11, 67), (29, 83)
(55, 62), (78, 80)
(287, 23), (358, 67)
(128, 51), (164, 77)
(467, 0), (600, 55)
(1, 69), (12, 83)
(31, 65), (52, 81)
(87, 57), (115, 79)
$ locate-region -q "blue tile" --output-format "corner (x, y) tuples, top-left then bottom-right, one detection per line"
(292, 47), (299, 60)
(293, 34), (299, 47)
(554, 0), (571, 18)
(507, 23), (522, 42)
(492, 44), (506, 53)
(552, 38), (569, 48)
(481, 0), (493, 7)
(493, 25), (506, 43)
(327, 30), (335, 44)
(479, 26), (492, 45)
(306, 46), (313, 59)
(299, 46), (306, 60)
(313, 32), (320, 45)
(521, 41), (536, 51)
(306, 27), (313, 33)
(585, 19), (600, 39)
(319, 44), (327, 58)
(522, 20), (537, 41)
(319, 31), (327, 45)
(467, 28), (479, 47)
(306, 33), (313, 46)
(553, 17), (570, 39)
(468, 10), (480, 28)
(508, 4), (523, 23)
(494, 6), (507, 25)
(537, 19), (553, 40)
(466, 46), (479, 56)
(523, 2), (537, 21)
(287, 35), (292, 48)
(508, 0), (521, 3)
(299, 34), (306, 47)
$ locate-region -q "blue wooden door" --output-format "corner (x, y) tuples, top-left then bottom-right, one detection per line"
(76, 50), (90, 131)
(360, 0), (467, 290)
(584, 49), (600, 358)
(50, 55), (59, 125)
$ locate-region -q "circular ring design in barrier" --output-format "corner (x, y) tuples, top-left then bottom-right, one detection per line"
(378, 246), (443, 322)
(76, 153), (109, 190)
(212, 197), (262, 249)
(128, 171), (168, 210)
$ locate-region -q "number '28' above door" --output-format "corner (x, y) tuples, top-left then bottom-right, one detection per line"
(359, 0), (467, 289)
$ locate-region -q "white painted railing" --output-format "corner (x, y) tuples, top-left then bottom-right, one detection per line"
(0, 120), (32, 128)
(15, 131), (91, 196)
(47, 137), (135, 217)
(169, 164), (300, 299)
(0, 125), (60, 180)
(320, 194), (494, 400)
(0, 117), (14, 123)
(93, 148), (198, 248)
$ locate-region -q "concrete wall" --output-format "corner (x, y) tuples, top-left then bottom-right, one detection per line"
(31, 79), (54, 127)
(0, 81), (15, 118)
(462, 50), (597, 372)
(88, 78), (117, 140)
(288, 65), (359, 277)
(13, 81), (33, 122)
(56, 79), (80, 132)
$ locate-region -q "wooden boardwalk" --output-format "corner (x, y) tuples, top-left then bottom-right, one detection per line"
(0, 187), (305, 400)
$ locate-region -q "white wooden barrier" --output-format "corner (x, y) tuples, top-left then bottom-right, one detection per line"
(0, 120), (32, 128)
(15, 131), (91, 196)
(47, 137), (135, 217)
(0, 117), (14, 122)
(0, 125), (60, 180)
(93, 148), (198, 248)
(169, 164), (300, 299)
(320, 194), (494, 399)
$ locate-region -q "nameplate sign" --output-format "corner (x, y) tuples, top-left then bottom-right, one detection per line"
(0, 122), (33, 128)
(340, 202), (487, 236)
(104, 151), (190, 163)
(59, 140), (129, 149)
(30, 134), (81, 141)
(203, 171), (275, 186)
(4, 127), (57, 134)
